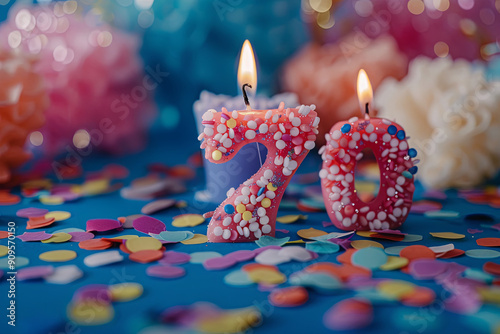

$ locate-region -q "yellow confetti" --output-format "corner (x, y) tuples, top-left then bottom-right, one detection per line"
(377, 280), (415, 299)
(380, 256), (409, 271)
(267, 183), (277, 191)
(172, 214), (205, 227)
(41, 232), (72, 243)
(286, 239), (306, 244)
(110, 282), (143, 302)
(351, 239), (384, 249)
(181, 234), (208, 245)
(125, 237), (162, 253)
(21, 179), (52, 189)
(277, 215), (308, 224)
(45, 211), (71, 221)
(248, 268), (286, 285)
(430, 232), (465, 240)
(356, 231), (376, 238)
(477, 287), (500, 305)
(175, 200), (188, 208)
(68, 301), (114, 325)
(297, 228), (327, 239)
(108, 235), (139, 240)
(39, 250), (77, 262)
(80, 178), (110, 196)
(197, 308), (261, 334)
(40, 195), (64, 205)
(0, 245), (7, 257)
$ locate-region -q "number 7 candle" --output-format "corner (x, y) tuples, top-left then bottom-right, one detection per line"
(320, 70), (417, 231)
(199, 91), (320, 242)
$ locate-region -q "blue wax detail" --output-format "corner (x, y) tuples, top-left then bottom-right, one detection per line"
(408, 166), (418, 175)
(258, 187), (265, 196)
(408, 148), (417, 158)
(387, 125), (397, 135)
(224, 204), (235, 214)
(341, 124), (351, 133)
(396, 130), (406, 140)
(402, 171), (412, 178)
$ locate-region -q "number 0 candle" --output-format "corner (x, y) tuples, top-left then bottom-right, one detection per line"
(199, 90), (320, 242)
(320, 70), (417, 231)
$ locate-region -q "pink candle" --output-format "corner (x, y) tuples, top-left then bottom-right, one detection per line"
(199, 95), (320, 242)
(320, 70), (417, 231)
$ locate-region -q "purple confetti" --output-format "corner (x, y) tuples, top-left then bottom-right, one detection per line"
(253, 245), (282, 255)
(370, 229), (406, 236)
(133, 216), (166, 235)
(86, 219), (123, 232)
(147, 265), (186, 279)
(73, 284), (112, 304)
(322, 221), (334, 227)
(225, 250), (256, 262)
(17, 231), (52, 242)
(423, 189), (447, 199)
(467, 228), (483, 234)
(16, 207), (49, 218)
(410, 202), (442, 214)
(444, 291), (481, 314)
(159, 251), (191, 265)
(68, 232), (95, 242)
(203, 256), (237, 270)
(409, 259), (449, 280)
(276, 229), (289, 234)
(17, 266), (54, 281)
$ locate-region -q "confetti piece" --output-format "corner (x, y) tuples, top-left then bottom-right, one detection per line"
(483, 262), (500, 276)
(27, 216), (55, 229)
(129, 250), (164, 263)
(79, 238), (113, 250)
(86, 219), (123, 232)
(305, 241), (340, 254)
(256, 235), (290, 248)
(0, 245), (7, 257)
(110, 282), (143, 302)
(122, 214), (144, 229)
(425, 210), (460, 218)
(436, 249), (465, 259)
(159, 251), (191, 265)
(383, 246), (405, 256)
(17, 231), (52, 242)
(351, 240), (384, 249)
(467, 228), (483, 234)
(150, 231), (194, 243)
(84, 250), (124, 267)
(269, 286), (308, 307)
(377, 280), (415, 299)
(401, 287), (436, 307)
(465, 249), (500, 259)
(380, 256), (409, 271)
(68, 232), (94, 242)
(39, 250), (77, 262)
(189, 251), (222, 264)
(476, 238), (500, 247)
(323, 298), (373, 331)
(45, 211), (71, 221)
(69, 302), (114, 325)
(276, 214), (307, 224)
(141, 199), (177, 215)
(45, 265), (83, 284)
(255, 249), (290, 266)
(463, 268), (495, 283)
(16, 207), (48, 218)
(53, 228), (86, 234)
(400, 245), (435, 262)
(133, 216), (166, 235)
(351, 247), (388, 270)
(290, 271), (341, 292)
(203, 256), (238, 270)
(181, 234), (208, 244)
(39, 195), (64, 205)
(297, 228), (327, 239)
(0, 256), (29, 269)
(147, 265), (186, 279)
(248, 268), (286, 285)
(196, 307), (261, 334)
(126, 237), (163, 253)
(408, 259), (448, 279)
(41, 232), (72, 243)
(430, 232), (465, 240)
(224, 270), (253, 286)
(410, 200), (442, 213)
(429, 244), (455, 254)
(311, 231), (354, 241)
(172, 214), (205, 227)
(400, 234), (424, 242)
(18, 266), (54, 281)
(225, 250), (256, 262)
(0, 231), (9, 239)
(279, 246), (315, 262)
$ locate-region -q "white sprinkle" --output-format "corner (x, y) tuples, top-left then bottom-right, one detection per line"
(237, 225), (243, 235)
(330, 193), (340, 201)
(218, 147), (227, 153)
(292, 117), (301, 127)
(265, 110), (273, 119)
(313, 117), (320, 127)
(282, 167), (292, 176)
(217, 124), (227, 133)
(234, 213), (242, 223)
(242, 187), (250, 196)
(249, 222), (259, 232)
(342, 217), (352, 227)
(365, 123), (374, 133)
(262, 225), (271, 234)
(382, 119), (391, 125)
(332, 202), (342, 211)
(348, 140), (356, 149)
(367, 211), (376, 220)
(352, 214), (358, 224)
(397, 176), (405, 185)
(274, 131), (282, 140)
(389, 214), (397, 222)
(232, 110), (238, 119)
(223, 217), (232, 226)
(247, 120), (257, 129)
(335, 211), (343, 221)
(245, 130), (256, 139)
(369, 133), (377, 142)
(239, 220), (248, 227)
(264, 169), (273, 179)
(381, 222), (390, 230)
(390, 138), (399, 147)
(348, 117), (359, 123)
(279, 123), (286, 133)
(382, 149), (389, 157)
(204, 128), (214, 136)
(266, 191), (276, 199)
(202, 110), (214, 121)
(290, 127), (299, 136)
(393, 208), (402, 217)
(274, 156), (284, 165)
(387, 187), (396, 197)
(260, 216), (270, 225)
(272, 114), (279, 123)
(395, 199), (404, 206)
(223, 138), (232, 148)
(226, 187), (235, 197)
(360, 206), (369, 213)
(395, 185), (404, 193)
(389, 153), (397, 159)
(222, 229), (231, 239)
(276, 140), (286, 150)
(382, 133), (391, 142)
(254, 230), (262, 239)
(399, 141), (408, 150)
(319, 169), (328, 179)
(373, 219), (382, 229)
(257, 207), (266, 217)
(345, 173), (353, 183)
(259, 123), (268, 134)
(377, 211), (387, 221)
(244, 227), (250, 238)
(304, 141), (315, 150)
(213, 226), (223, 236)
(229, 128), (235, 138)
(332, 130), (342, 140)
(330, 165), (340, 174)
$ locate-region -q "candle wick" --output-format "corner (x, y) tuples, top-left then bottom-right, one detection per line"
(365, 103), (369, 116)
(242, 83), (252, 111)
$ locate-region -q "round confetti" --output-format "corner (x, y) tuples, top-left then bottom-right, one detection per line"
(129, 250), (164, 264)
(277, 215), (307, 224)
(323, 298), (373, 331)
(110, 282), (143, 302)
(133, 216), (166, 235)
(45, 211), (71, 221)
(16, 207), (49, 218)
(424, 210), (460, 218)
(172, 214), (205, 227)
(159, 251), (191, 265)
(17, 265), (54, 281)
(224, 270), (253, 286)
(146, 265), (186, 279)
(45, 265), (83, 285)
(79, 239), (113, 250)
(68, 232), (95, 242)
(126, 237), (162, 253)
(380, 256), (409, 271)
(203, 256), (237, 270)
(297, 228), (327, 239)
(465, 249), (500, 259)
(39, 195), (64, 205)
(0, 256), (29, 269)
(69, 302), (114, 325)
(384, 246), (407, 256)
(483, 262), (500, 276)
(351, 247), (388, 270)
(86, 219), (122, 232)
(400, 234), (424, 242)
(476, 238), (500, 247)
(41, 232), (72, 243)
(0, 245), (7, 257)
(377, 280), (415, 299)
(141, 199), (176, 215)
(269, 286), (308, 307)
(401, 287), (436, 307)
(39, 250), (77, 262)
(400, 245), (435, 262)
(181, 234), (208, 244)
(189, 251), (223, 264)
(17, 231), (53, 242)
(84, 251), (124, 267)
(430, 232), (465, 240)
(408, 259), (448, 279)
(351, 240), (384, 249)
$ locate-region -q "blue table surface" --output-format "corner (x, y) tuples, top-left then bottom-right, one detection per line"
(1, 129), (500, 334)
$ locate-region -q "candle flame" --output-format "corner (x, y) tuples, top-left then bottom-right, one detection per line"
(357, 69), (373, 115)
(238, 40), (257, 96)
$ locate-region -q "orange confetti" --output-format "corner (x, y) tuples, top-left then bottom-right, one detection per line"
(269, 286), (308, 307)
(79, 239), (113, 250)
(401, 287), (436, 307)
(477, 238), (500, 247)
(400, 245), (435, 263)
(0, 191), (21, 205)
(483, 262), (500, 276)
(241, 263), (279, 273)
(436, 249), (465, 259)
(305, 262), (371, 282)
(337, 249), (357, 264)
(0, 231), (11, 239)
(27, 216), (56, 229)
(129, 250), (164, 263)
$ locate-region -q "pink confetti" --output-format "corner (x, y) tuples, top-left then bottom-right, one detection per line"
(370, 229), (406, 236)
(276, 229), (289, 234)
(73, 284), (112, 304)
(17, 231), (52, 242)
(408, 259), (449, 280)
(16, 207), (48, 218)
(133, 216), (166, 235)
(17, 266), (54, 281)
(323, 298), (373, 330)
(159, 251), (191, 265)
(68, 232), (95, 242)
(444, 291), (481, 314)
(410, 201), (442, 213)
(147, 265), (186, 279)
(322, 221), (334, 227)
(467, 228), (483, 234)
(86, 219), (123, 232)
(225, 250), (256, 262)
(203, 256), (237, 270)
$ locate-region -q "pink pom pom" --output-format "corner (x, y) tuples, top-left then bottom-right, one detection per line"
(0, 4), (156, 156)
